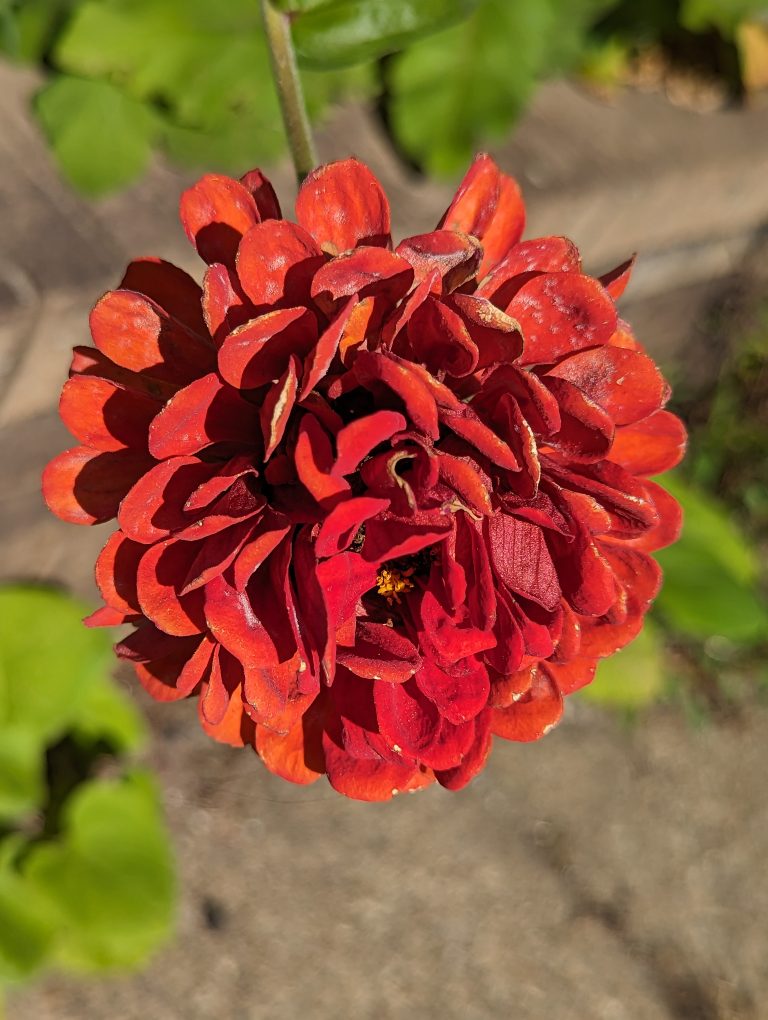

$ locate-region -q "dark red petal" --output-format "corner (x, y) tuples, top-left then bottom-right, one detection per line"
(415, 657), (490, 725)
(437, 453), (493, 517)
(547, 346), (668, 426)
(362, 509), (452, 563)
(486, 513), (561, 611)
(118, 456), (216, 544)
(509, 273), (618, 366)
(239, 168), (281, 220)
(236, 219), (322, 307)
(118, 627), (205, 702)
(233, 513), (292, 591)
(448, 293), (523, 367)
(296, 158), (391, 251)
(310, 247), (413, 312)
(492, 663), (563, 741)
(95, 530), (143, 613)
(294, 414), (351, 504)
(337, 622), (421, 683)
(299, 300), (353, 400)
(43, 446), (151, 526)
(148, 373), (260, 459)
(354, 352), (440, 439)
(180, 173), (260, 267)
(180, 517), (257, 594)
(120, 258), (207, 337)
(407, 295), (479, 377)
(617, 481), (682, 553)
(199, 680), (254, 747)
(544, 517), (617, 617)
(315, 496), (389, 558)
(60, 375), (159, 451)
(610, 411), (687, 476)
(439, 404), (519, 470)
(218, 307), (318, 390)
(90, 290), (214, 384)
(543, 376), (614, 462)
(435, 709), (493, 790)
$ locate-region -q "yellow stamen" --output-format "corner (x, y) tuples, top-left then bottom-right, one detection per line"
(376, 567), (415, 605)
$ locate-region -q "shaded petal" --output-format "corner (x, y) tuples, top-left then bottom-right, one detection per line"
(95, 530), (143, 613)
(315, 496), (390, 558)
(337, 622), (421, 683)
(486, 512), (561, 611)
(218, 306), (318, 390)
(43, 446), (151, 526)
(136, 539), (207, 636)
(60, 375), (159, 451)
(120, 258), (207, 337)
(180, 173), (260, 267)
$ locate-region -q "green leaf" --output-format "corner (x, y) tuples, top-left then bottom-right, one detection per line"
(654, 476), (768, 643)
(0, 586), (113, 745)
(23, 772), (175, 972)
(293, 0), (480, 69)
(0, 728), (44, 824)
(3, 0), (79, 62)
(581, 621), (666, 710)
(0, 850), (58, 983)
(34, 76), (158, 195)
(388, 0), (615, 174)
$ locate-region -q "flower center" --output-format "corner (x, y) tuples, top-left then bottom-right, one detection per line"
(376, 566), (416, 604)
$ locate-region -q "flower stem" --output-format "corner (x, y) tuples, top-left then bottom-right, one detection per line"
(261, 0), (318, 184)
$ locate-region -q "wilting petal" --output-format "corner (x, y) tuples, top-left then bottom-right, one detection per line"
(296, 158), (391, 251)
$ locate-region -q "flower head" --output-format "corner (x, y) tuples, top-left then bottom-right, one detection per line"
(44, 156), (685, 800)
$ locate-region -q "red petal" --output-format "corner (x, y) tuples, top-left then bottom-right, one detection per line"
(310, 247), (413, 310)
(334, 409), (406, 476)
(492, 664), (563, 741)
(299, 301), (352, 400)
(218, 307), (317, 390)
(477, 174), (527, 276)
(180, 517), (257, 594)
(486, 513), (561, 611)
(439, 404), (519, 470)
(477, 236), (580, 305)
(338, 622), (421, 683)
(199, 677), (255, 747)
(295, 414), (351, 504)
(120, 258), (207, 337)
(261, 355), (299, 460)
(353, 352), (440, 439)
(136, 539), (206, 636)
(599, 254), (635, 299)
(406, 295), (479, 377)
(396, 231), (481, 290)
(119, 628), (206, 702)
(239, 168), (281, 220)
(619, 480), (682, 553)
(543, 658), (596, 695)
(543, 376), (614, 462)
(202, 263), (251, 347)
(90, 290), (214, 383)
(448, 293), (523, 367)
(510, 273), (618, 366)
(43, 446), (151, 526)
(148, 373), (260, 459)
(118, 456), (215, 544)
(322, 730), (432, 801)
(236, 220), (322, 307)
(295, 158), (391, 251)
(547, 346), (668, 426)
(544, 518), (617, 617)
(60, 375), (159, 451)
(255, 701), (325, 785)
(610, 411), (687, 475)
(180, 173), (260, 267)
(415, 656), (490, 725)
(315, 496), (389, 558)
(95, 530), (143, 613)
(233, 513), (292, 591)
(316, 552), (378, 630)
(435, 708), (493, 790)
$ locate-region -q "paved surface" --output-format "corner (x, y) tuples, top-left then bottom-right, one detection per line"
(2, 61), (768, 1020)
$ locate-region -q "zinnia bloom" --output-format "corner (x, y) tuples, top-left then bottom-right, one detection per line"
(44, 155), (685, 801)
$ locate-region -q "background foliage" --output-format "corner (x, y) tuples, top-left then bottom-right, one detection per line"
(1, 0), (766, 192)
(0, 586), (175, 993)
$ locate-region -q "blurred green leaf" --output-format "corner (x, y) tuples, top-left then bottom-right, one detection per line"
(35, 76), (158, 194)
(0, 0), (79, 62)
(0, 850), (58, 983)
(292, 0), (479, 69)
(654, 476), (768, 643)
(0, 727), (43, 823)
(24, 772), (175, 971)
(388, 0), (615, 175)
(0, 586), (113, 745)
(680, 0), (767, 37)
(71, 674), (145, 755)
(581, 621), (666, 710)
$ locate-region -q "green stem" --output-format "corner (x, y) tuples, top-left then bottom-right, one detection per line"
(260, 0), (318, 184)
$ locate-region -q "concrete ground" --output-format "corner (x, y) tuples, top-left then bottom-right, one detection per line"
(2, 62), (768, 1020)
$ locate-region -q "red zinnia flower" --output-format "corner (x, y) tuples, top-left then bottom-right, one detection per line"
(43, 156), (685, 801)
